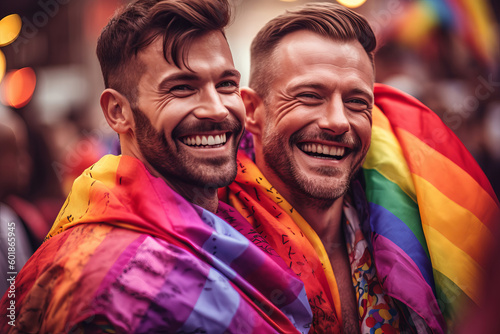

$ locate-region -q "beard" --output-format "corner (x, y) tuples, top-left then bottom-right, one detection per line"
(261, 123), (366, 208)
(132, 106), (243, 189)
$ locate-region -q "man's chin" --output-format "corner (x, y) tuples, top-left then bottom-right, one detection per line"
(186, 175), (236, 190)
(295, 174), (351, 202)
(183, 162), (238, 189)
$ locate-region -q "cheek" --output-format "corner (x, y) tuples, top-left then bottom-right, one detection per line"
(269, 105), (312, 135)
(224, 95), (246, 121)
(354, 117), (372, 147)
(155, 107), (187, 138)
(346, 111), (371, 141)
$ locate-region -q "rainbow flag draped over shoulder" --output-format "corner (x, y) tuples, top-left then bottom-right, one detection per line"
(363, 83), (500, 329)
(0, 155), (312, 333)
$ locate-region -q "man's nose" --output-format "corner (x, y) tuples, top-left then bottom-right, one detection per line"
(317, 96), (350, 134)
(193, 87), (229, 122)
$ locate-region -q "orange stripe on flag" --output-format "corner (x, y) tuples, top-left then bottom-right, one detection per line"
(412, 173), (495, 266)
(44, 224), (113, 331)
(396, 128), (500, 232)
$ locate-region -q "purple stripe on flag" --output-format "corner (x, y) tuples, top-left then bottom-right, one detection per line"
(136, 240), (211, 333)
(372, 233), (446, 333)
(369, 203), (434, 287)
(177, 268), (240, 333)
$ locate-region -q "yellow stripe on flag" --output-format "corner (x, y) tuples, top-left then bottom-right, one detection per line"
(413, 174), (494, 272)
(423, 223), (483, 305)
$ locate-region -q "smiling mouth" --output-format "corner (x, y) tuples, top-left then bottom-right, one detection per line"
(298, 143), (347, 160)
(181, 133), (228, 148)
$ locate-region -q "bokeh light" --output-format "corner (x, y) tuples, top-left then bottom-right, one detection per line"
(0, 14), (22, 47)
(336, 0), (367, 8)
(0, 50), (5, 83)
(0, 67), (37, 109)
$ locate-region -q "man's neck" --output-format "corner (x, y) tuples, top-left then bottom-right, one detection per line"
(154, 170), (220, 213)
(175, 185), (219, 213)
(288, 194), (345, 254)
(121, 149), (219, 213)
(259, 165), (346, 252)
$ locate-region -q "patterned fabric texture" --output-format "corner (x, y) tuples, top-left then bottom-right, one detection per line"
(222, 153), (402, 333)
(0, 154), (313, 333)
(222, 83), (500, 333)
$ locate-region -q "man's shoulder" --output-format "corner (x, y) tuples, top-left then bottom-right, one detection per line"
(3, 222), (213, 333)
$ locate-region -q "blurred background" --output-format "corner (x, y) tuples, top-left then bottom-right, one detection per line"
(0, 0), (499, 249)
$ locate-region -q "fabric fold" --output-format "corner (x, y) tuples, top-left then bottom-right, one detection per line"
(0, 155), (312, 334)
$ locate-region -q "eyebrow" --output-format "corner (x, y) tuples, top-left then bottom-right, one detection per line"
(220, 69), (241, 80)
(351, 87), (374, 104)
(157, 69), (241, 91)
(290, 82), (327, 92)
(157, 73), (199, 91)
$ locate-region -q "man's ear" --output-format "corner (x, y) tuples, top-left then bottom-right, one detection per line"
(100, 89), (134, 134)
(241, 87), (264, 136)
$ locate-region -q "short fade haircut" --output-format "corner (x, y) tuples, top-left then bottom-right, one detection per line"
(96, 0), (231, 106)
(249, 3), (376, 100)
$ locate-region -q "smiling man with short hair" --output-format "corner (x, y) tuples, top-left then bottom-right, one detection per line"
(100, 26), (245, 212)
(222, 2), (500, 333)
(248, 28), (374, 333)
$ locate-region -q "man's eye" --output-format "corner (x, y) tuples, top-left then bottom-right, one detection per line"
(169, 85), (195, 97)
(218, 81), (237, 88)
(297, 93), (322, 105)
(348, 98), (368, 105)
(171, 85), (192, 92)
(217, 80), (238, 91)
(346, 98), (370, 110)
(297, 93), (321, 99)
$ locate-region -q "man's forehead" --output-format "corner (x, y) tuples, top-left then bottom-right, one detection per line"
(276, 31), (369, 63)
(270, 31), (374, 82)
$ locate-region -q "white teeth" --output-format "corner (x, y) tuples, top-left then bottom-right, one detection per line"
(182, 133), (228, 147)
(300, 143), (346, 158)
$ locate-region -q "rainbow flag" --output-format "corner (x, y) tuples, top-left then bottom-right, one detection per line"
(363, 83), (500, 328)
(390, 0), (498, 68)
(448, 0), (499, 67)
(0, 155), (312, 333)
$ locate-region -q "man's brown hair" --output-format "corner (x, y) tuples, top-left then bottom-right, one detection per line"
(249, 3), (376, 100)
(96, 0), (231, 106)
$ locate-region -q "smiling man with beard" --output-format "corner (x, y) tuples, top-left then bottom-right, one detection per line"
(0, 1), (313, 333)
(227, 8), (377, 332)
(222, 2), (500, 334)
